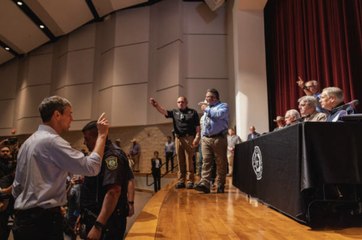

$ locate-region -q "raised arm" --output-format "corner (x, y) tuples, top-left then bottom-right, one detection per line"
(149, 98), (167, 116)
(296, 76), (313, 96)
(92, 112), (109, 159)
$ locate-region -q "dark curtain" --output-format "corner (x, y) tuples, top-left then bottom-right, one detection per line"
(264, 0), (362, 128)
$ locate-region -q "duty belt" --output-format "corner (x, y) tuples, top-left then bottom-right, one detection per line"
(204, 131), (226, 138)
(175, 133), (194, 138)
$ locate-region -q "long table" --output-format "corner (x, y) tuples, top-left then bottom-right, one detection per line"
(232, 122), (362, 226)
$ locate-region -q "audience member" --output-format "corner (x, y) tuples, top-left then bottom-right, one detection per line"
(319, 87), (349, 122)
(0, 146), (14, 178)
(128, 139), (141, 172)
(79, 120), (133, 240)
(195, 88), (229, 194)
(64, 174), (84, 240)
(247, 126), (260, 140)
(227, 128), (242, 176)
(12, 96), (109, 240)
(296, 77), (322, 112)
(298, 95), (327, 122)
(150, 96), (200, 189)
(164, 136), (175, 173)
(284, 109), (301, 126)
(151, 151), (162, 193)
(273, 116), (285, 131)
(0, 145), (15, 240)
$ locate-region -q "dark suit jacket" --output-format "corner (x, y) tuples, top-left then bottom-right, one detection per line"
(247, 132), (260, 141)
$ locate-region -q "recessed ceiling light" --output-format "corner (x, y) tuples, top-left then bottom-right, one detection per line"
(5, 47), (10, 51)
(39, 25), (45, 29)
(17, 1), (23, 6)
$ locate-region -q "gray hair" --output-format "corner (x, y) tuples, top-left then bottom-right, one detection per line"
(298, 95), (318, 108)
(285, 109), (301, 119)
(322, 87), (344, 105)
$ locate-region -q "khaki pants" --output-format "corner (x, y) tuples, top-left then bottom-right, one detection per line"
(227, 151), (234, 175)
(131, 153), (140, 171)
(175, 136), (195, 184)
(200, 135), (227, 187)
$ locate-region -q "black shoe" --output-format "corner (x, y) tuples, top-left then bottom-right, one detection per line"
(217, 185), (225, 193)
(175, 182), (185, 189)
(195, 183), (210, 193)
(186, 183), (194, 189)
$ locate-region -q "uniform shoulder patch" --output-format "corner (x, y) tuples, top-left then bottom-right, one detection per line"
(105, 156), (118, 170)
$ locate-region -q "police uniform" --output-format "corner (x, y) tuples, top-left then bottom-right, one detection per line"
(80, 140), (133, 239)
(166, 108), (199, 188)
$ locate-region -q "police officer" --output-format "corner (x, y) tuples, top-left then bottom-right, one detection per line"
(79, 121), (134, 240)
(150, 96), (200, 189)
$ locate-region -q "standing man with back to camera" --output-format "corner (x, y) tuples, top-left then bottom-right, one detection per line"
(150, 96), (200, 189)
(79, 120), (134, 240)
(12, 96), (109, 240)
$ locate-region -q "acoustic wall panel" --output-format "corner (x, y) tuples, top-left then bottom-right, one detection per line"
(0, 61), (18, 99)
(27, 54), (53, 86)
(115, 7), (150, 46)
(0, 99), (15, 134)
(111, 84), (148, 126)
(185, 35), (227, 79)
(16, 85), (51, 121)
(113, 43), (149, 85)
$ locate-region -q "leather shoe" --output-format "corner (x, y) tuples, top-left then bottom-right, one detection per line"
(186, 183), (194, 189)
(217, 185), (225, 193)
(195, 183), (210, 193)
(175, 182), (185, 189)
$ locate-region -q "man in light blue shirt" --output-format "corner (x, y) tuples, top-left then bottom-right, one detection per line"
(195, 88), (229, 194)
(12, 96), (109, 240)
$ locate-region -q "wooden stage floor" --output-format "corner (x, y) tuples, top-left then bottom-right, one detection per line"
(126, 177), (362, 239)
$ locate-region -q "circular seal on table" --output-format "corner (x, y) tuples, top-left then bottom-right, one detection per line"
(252, 146), (263, 180)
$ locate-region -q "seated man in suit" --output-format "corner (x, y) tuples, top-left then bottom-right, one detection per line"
(298, 96), (327, 122)
(319, 87), (349, 122)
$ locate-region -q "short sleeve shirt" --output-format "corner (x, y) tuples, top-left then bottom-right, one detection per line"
(166, 108), (200, 136)
(80, 141), (133, 216)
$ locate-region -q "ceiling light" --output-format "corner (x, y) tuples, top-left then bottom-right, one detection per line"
(16, 1), (23, 6)
(39, 25), (45, 29)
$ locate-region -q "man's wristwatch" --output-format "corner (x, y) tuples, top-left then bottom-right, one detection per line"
(94, 221), (105, 231)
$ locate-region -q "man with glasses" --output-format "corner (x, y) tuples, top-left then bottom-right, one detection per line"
(296, 77), (322, 112)
(319, 87), (348, 122)
(150, 96), (200, 189)
(195, 88), (229, 194)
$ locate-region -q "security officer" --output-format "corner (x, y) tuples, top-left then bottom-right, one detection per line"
(79, 121), (134, 240)
(150, 96), (201, 189)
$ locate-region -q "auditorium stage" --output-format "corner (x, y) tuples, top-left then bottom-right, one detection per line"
(126, 177), (362, 239)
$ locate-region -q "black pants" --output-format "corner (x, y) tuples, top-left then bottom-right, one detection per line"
(12, 207), (64, 240)
(81, 210), (127, 240)
(152, 169), (161, 192)
(0, 210), (11, 240)
(165, 152), (174, 172)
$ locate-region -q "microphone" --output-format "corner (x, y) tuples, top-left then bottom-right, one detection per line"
(348, 99), (359, 108)
(334, 99), (359, 111)
(296, 116), (306, 122)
